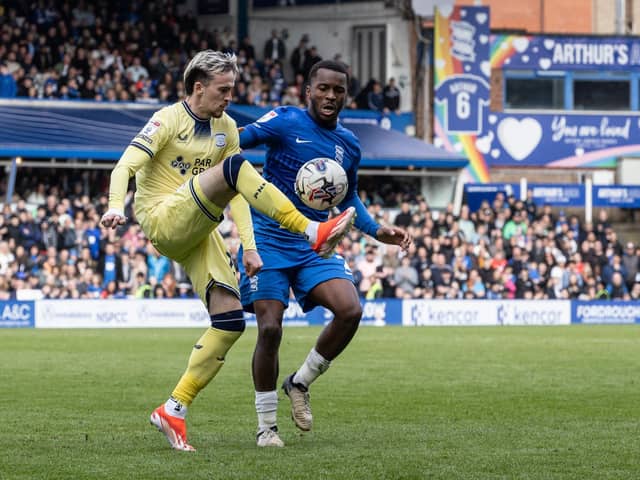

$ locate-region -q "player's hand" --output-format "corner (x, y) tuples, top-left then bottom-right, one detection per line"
(376, 226), (412, 252)
(100, 208), (127, 229)
(243, 249), (263, 277)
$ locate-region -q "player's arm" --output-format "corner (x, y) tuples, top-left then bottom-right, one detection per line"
(225, 123), (262, 276)
(101, 146), (150, 228)
(339, 153), (412, 251)
(238, 108), (286, 149)
(229, 194), (262, 277)
(102, 111), (171, 229)
(342, 190), (411, 251)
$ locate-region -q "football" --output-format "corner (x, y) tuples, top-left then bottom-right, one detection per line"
(295, 158), (348, 210)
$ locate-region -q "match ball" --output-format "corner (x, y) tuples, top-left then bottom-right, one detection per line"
(295, 158), (348, 211)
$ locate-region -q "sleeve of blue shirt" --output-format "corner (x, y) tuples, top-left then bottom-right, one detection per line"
(239, 108), (286, 149)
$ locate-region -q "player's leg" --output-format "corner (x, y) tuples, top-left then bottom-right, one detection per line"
(151, 287), (244, 451)
(146, 202), (245, 451)
(282, 259), (361, 431)
(196, 153), (355, 255)
(240, 269), (290, 447)
(305, 278), (362, 361)
(253, 299), (286, 447)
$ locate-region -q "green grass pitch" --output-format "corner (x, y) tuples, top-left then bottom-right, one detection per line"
(1, 325), (638, 479)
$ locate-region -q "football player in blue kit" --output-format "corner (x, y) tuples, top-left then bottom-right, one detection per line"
(238, 60), (412, 447)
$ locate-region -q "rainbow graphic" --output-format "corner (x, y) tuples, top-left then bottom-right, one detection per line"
(489, 34), (530, 69)
(433, 5), (491, 183)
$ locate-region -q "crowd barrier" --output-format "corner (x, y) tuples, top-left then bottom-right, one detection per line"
(2, 299), (640, 328)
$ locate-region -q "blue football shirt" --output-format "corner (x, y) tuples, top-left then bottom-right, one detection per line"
(240, 106), (378, 265)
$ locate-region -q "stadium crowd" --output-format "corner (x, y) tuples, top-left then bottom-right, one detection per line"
(1, 169), (639, 302)
(0, 1), (401, 112)
(1, 3), (638, 303)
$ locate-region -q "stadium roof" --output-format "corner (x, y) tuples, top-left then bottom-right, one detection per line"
(0, 99), (468, 169)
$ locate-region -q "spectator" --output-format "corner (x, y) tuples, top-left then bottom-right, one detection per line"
(502, 209), (527, 241)
(354, 79), (375, 109)
(607, 271), (629, 300)
(394, 202), (412, 229)
(289, 35), (309, 79)
(302, 45), (322, 79)
(0, 62), (17, 98)
(280, 85), (300, 106)
(356, 246), (380, 297)
(382, 77), (400, 113)
(146, 243), (170, 286)
(622, 241), (639, 289)
(240, 36), (256, 61)
(393, 255), (419, 296)
(346, 65), (360, 106)
(98, 242), (122, 288)
(233, 81), (250, 105)
(263, 29), (286, 63)
(367, 81), (384, 112)
(134, 271), (152, 298)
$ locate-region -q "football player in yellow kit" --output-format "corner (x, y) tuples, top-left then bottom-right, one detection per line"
(101, 50), (355, 451)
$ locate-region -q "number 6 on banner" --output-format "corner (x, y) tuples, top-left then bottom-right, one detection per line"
(456, 91), (470, 119)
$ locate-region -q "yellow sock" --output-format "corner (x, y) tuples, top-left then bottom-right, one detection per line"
(235, 161), (310, 234)
(171, 327), (242, 406)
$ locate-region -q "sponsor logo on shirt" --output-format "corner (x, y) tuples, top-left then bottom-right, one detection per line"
(256, 110), (278, 123)
(171, 156), (191, 175)
(135, 134), (153, 144)
(141, 119), (161, 137)
(170, 156), (214, 176)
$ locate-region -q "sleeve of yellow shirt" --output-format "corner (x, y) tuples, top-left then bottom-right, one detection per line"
(107, 145), (150, 212)
(109, 108), (173, 212)
(229, 194), (256, 251)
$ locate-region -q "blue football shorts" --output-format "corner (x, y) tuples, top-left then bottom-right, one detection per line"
(240, 254), (353, 313)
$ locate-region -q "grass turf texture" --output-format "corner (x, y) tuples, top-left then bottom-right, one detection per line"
(1, 326), (638, 480)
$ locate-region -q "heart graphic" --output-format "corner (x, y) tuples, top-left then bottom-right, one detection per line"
(453, 142), (463, 152)
(464, 65), (471, 72)
(513, 37), (529, 53)
(575, 147), (584, 156)
(488, 114), (498, 124)
(480, 61), (491, 77)
(497, 117), (542, 161)
(479, 34), (488, 44)
(434, 137), (444, 148)
(521, 55), (529, 63)
(539, 58), (552, 70)
(491, 149), (500, 158)
(544, 39), (555, 50)
(435, 58), (446, 69)
(476, 12), (488, 24)
(475, 131), (494, 154)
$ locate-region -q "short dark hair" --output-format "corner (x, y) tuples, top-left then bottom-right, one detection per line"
(308, 59), (349, 84)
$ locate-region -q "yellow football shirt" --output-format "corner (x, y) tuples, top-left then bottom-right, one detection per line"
(109, 100), (240, 212)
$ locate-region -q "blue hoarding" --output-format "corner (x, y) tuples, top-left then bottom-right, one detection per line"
(572, 301), (640, 324)
(593, 185), (640, 208)
(0, 301), (35, 328)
